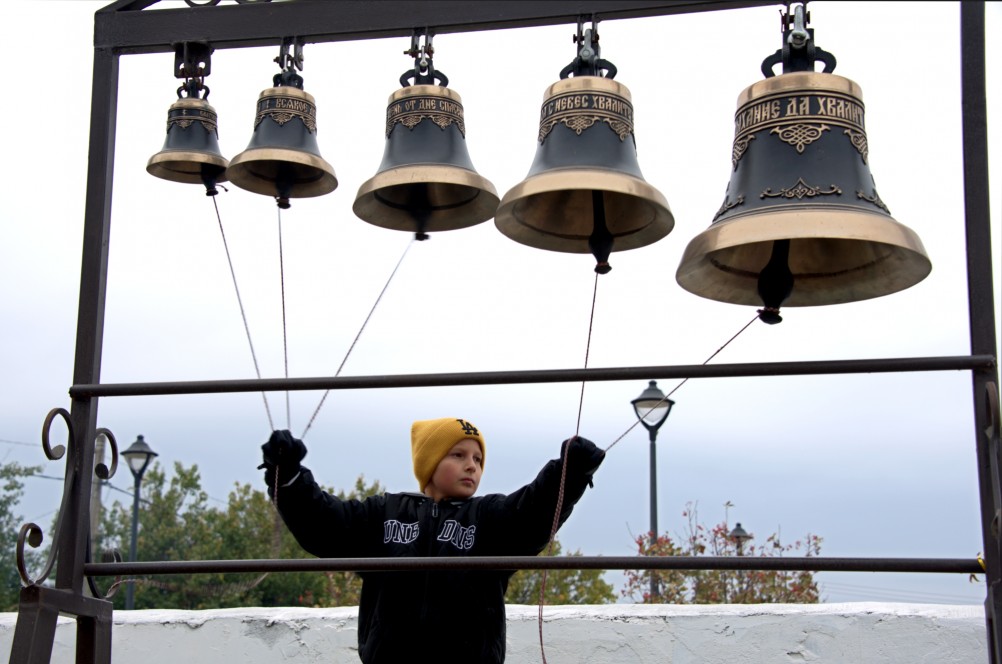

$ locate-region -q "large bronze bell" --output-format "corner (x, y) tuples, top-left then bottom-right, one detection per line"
(146, 44), (228, 195)
(354, 36), (498, 239)
(226, 41), (337, 209)
(495, 24), (673, 274)
(675, 5), (930, 323)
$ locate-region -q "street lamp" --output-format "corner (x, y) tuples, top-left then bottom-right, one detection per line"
(121, 434), (157, 610)
(631, 380), (674, 600)
(728, 522), (753, 556)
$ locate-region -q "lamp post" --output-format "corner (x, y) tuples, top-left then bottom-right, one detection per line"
(631, 380), (674, 601)
(728, 522), (753, 556)
(121, 434), (158, 610)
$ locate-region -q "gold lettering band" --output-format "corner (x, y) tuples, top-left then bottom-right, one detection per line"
(538, 90), (634, 143)
(254, 94), (318, 133)
(385, 95), (466, 137)
(166, 108), (218, 134)
(734, 91), (865, 139)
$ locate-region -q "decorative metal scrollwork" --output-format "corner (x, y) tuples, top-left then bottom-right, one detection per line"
(184, 0), (273, 6)
(844, 129), (869, 163)
(770, 123), (830, 153)
(761, 177), (842, 200)
(16, 410), (120, 588)
(857, 188), (890, 214)
(731, 134), (756, 170)
(713, 194), (745, 221)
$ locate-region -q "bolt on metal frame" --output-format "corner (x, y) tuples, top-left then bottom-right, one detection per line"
(8, 2), (998, 663)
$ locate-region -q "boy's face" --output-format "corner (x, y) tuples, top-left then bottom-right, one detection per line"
(424, 438), (483, 501)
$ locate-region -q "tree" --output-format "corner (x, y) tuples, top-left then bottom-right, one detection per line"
(97, 464), (386, 609)
(1, 462), (43, 611)
(505, 539), (615, 605)
(622, 502), (822, 604)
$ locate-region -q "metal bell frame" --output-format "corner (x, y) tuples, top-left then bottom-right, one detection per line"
(9, 3), (997, 664)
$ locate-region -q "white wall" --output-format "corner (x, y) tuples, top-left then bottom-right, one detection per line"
(0, 603), (987, 663)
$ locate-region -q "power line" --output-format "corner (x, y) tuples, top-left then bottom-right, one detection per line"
(0, 438), (35, 447)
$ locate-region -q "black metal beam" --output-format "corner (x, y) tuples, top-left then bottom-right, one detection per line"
(69, 354), (995, 398)
(95, 0), (778, 54)
(85, 555), (983, 576)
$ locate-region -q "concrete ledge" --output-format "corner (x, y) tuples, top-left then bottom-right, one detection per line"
(1, 603), (987, 663)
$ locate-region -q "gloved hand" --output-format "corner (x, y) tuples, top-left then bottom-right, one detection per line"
(559, 436), (605, 476)
(258, 429), (307, 487)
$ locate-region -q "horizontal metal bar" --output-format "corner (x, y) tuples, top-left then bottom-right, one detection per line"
(70, 355), (995, 398)
(95, 0), (777, 55)
(85, 555), (983, 576)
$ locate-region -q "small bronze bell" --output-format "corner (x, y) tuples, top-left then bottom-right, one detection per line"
(495, 22), (673, 274)
(675, 4), (930, 323)
(146, 43), (228, 195)
(226, 39), (337, 209)
(353, 33), (498, 240)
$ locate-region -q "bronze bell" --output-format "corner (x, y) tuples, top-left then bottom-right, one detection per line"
(675, 4), (930, 323)
(226, 40), (337, 209)
(354, 34), (498, 240)
(495, 23), (673, 274)
(146, 44), (228, 195)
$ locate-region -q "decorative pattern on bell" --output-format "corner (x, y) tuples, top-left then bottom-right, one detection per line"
(494, 27), (673, 274)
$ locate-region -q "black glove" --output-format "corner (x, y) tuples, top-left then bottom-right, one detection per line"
(259, 429), (307, 487)
(560, 436), (605, 477)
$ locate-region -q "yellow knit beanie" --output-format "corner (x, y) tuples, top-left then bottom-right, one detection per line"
(411, 418), (486, 490)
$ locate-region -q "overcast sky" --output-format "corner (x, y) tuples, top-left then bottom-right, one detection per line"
(2, 1), (1000, 607)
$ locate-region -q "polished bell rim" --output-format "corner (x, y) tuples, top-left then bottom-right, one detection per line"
(226, 147), (337, 198)
(737, 71), (863, 107)
(542, 75), (633, 102)
(353, 164), (499, 232)
(166, 97), (220, 113)
(387, 84), (462, 105)
(258, 84), (317, 105)
(146, 150), (229, 184)
(496, 168), (674, 253)
(675, 207), (932, 306)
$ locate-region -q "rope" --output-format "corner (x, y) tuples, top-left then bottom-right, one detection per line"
(212, 195), (274, 431)
(299, 238), (416, 439)
(538, 272), (599, 664)
(277, 208), (291, 429)
(604, 313), (760, 453)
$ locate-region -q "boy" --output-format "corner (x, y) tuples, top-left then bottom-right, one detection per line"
(260, 417), (605, 664)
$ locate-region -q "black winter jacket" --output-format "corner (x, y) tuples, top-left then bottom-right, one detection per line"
(271, 437), (604, 664)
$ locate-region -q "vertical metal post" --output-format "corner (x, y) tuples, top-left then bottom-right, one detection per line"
(7, 41), (120, 664)
(126, 473), (142, 610)
(960, 3), (1001, 663)
(649, 428), (659, 600)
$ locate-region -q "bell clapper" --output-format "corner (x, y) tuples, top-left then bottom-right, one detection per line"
(756, 239), (794, 325)
(588, 190), (614, 275)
